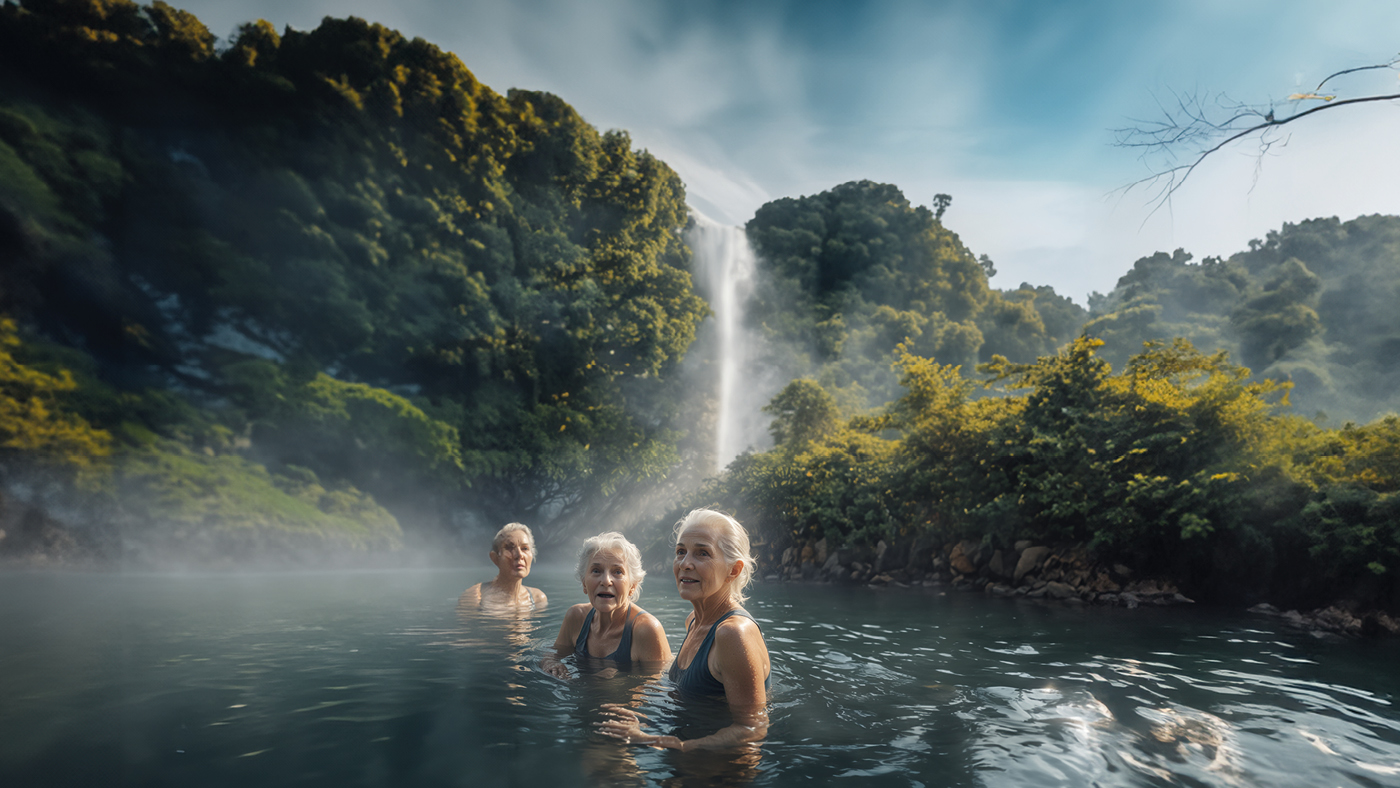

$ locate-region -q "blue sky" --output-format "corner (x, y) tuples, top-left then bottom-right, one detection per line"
(176, 0), (1400, 302)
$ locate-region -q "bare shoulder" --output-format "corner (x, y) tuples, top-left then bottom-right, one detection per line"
(564, 602), (591, 622)
(715, 614), (768, 650)
(632, 609), (667, 638)
(457, 583), (483, 606)
(530, 587), (548, 608)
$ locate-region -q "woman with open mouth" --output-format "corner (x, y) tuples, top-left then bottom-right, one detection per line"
(595, 508), (771, 751)
(458, 522), (548, 613)
(541, 532), (671, 678)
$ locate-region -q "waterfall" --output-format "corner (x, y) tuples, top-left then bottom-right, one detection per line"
(687, 213), (762, 472)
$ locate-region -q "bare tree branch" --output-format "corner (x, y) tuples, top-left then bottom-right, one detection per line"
(1113, 56), (1400, 215)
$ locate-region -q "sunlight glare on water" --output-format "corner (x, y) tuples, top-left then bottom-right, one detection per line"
(1, 566), (1397, 787)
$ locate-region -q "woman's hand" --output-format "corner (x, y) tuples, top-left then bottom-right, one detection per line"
(540, 657), (571, 680)
(595, 704), (682, 750)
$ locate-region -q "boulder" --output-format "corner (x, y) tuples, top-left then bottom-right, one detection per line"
(1013, 546), (1051, 583)
(822, 552), (841, 572)
(949, 542), (976, 575)
(815, 538), (828, 565)
(800, 544), (815, 563)
(874, 540), (890, 573)
(988, 550), (1011, 579)
(1013, 539), (1034, 552)
(1045, 581), (1078, 600)
(781, 547), (795, 567)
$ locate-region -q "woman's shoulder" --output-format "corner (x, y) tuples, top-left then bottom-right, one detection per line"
(631, 608), (666, 633)
(528, 586), (548, 607)
(564, 602), (592, 620)
(714, 610), (765, 644)
(457, 583), (483, 605)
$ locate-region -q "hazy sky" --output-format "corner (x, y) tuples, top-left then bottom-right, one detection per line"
(176, 0), (1400, 303)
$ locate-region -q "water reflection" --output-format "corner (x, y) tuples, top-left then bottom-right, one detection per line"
(2, 570), (1399, 787)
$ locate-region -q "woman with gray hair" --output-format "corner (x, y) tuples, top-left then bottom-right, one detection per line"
(541, 531), (670, 678)
(596, 508), (770, 751)
(458, 522), (548, 612)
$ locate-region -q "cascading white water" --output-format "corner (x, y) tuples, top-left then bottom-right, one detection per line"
(687, 213), (761, 472)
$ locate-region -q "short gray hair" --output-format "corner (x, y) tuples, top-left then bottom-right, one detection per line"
(575, 531), (646, 601)
(491, 522), (534, 554)
(673, 509), (756, 605)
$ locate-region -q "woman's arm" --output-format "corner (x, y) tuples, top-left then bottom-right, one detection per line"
(540, 604), (587, 679)
(599, 617), (770, 751)
(630, 612), (673, 671)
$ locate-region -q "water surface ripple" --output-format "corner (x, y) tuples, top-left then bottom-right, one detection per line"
(1, 568), (1397, 787)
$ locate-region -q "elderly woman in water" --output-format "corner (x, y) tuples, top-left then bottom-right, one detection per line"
(597, 508), (771, 751)
(541, 532), (670, 678)
(458, 522), (548, 612)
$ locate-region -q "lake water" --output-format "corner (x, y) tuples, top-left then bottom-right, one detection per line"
(2, 566), (1398, 787)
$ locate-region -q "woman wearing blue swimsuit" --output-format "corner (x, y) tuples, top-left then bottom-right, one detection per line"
(541, 532), (671, 679)
(597, 509), (771, 751)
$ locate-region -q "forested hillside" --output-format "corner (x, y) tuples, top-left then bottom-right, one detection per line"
(674, 187), (1400, 613)
(742, 181), (1086, 410)
(1087, 215), (1400, 424)
(0, 0), (706, 561)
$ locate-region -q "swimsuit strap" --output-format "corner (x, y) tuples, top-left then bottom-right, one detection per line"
(574, 605), (639, 662)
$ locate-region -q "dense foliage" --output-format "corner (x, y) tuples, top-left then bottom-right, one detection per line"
(0, 0), (706, 558)
(1086, 215), (1400, 423)
(744, 181), (1087, 410)
(694, 337), (1398, 610)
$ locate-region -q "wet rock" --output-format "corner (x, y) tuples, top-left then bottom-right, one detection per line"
(949, 542), (976, 575)
(1014, 546), (1051, 583)
(986, 583), (1016, 598)
(871, 573), (893, 585)
(1248, 603), (1282, 616)
(1026, 586), (1048, 599)
(873, 540), (889, 573)
(1086, 571), (1121, 595)
(988, 549), (1011, 579)
(1096, 593), (1120, 605)
(1120, 592), (1140, 609)
(1045, 581), (1078, 600)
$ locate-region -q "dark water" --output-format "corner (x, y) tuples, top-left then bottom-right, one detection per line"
(2, 567), (1398, 787)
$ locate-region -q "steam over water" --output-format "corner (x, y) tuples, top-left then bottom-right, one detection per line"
(2, 568), (1398, 787)
(687, 213), (766, 471)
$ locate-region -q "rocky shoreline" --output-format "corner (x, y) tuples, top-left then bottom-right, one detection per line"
(761, 536), (1400, 638)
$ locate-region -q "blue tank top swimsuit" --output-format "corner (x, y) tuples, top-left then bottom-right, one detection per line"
(574, 606), (637, 663)
(668, 608), (770, 697)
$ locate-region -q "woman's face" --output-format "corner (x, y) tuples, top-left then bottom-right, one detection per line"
(491, 532), (534, 579)
(674, 523), (738, 603)
(582, 549), (633, 613)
